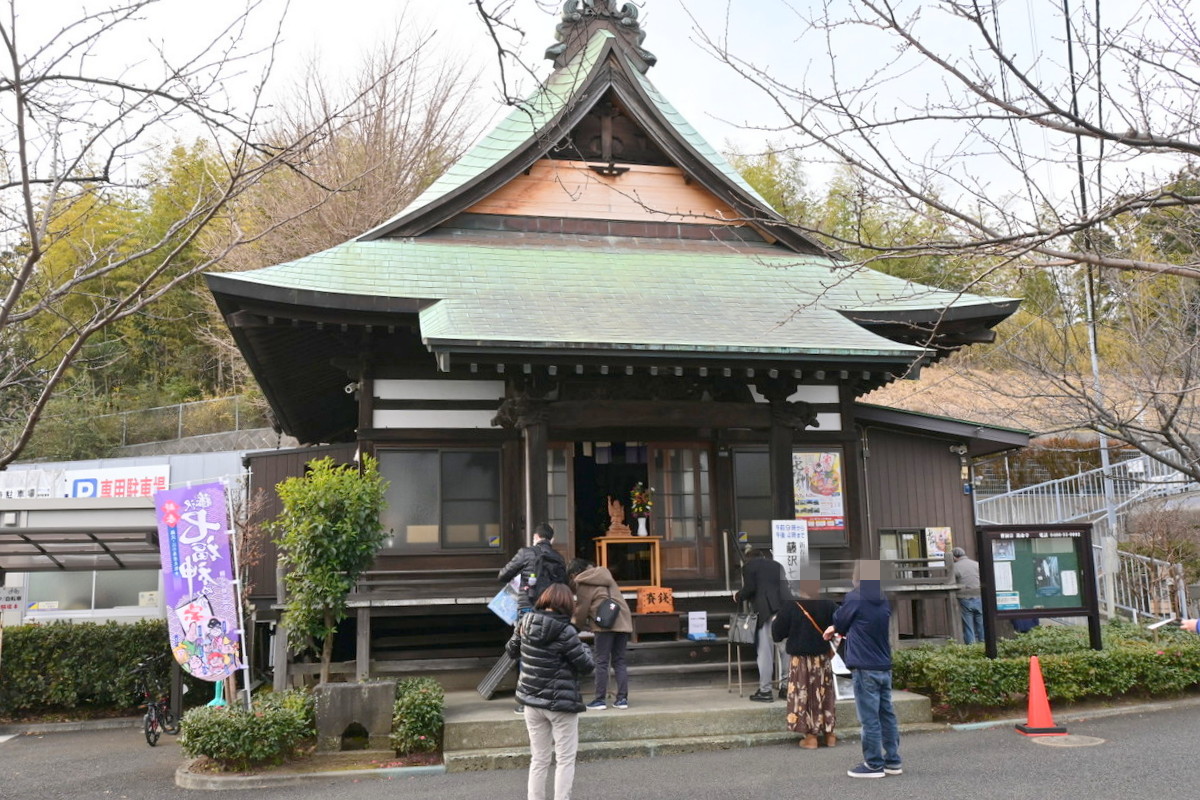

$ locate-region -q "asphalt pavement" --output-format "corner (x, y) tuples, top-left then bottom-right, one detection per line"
(1, 701), (1195, 800)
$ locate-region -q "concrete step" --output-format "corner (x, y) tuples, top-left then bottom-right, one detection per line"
(442, 687), (932, 770)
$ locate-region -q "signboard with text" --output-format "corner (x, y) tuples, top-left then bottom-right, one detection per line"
(977, 524), (1101, 658)
(0, 465), (170, 499)
(772, 519), (810, 582)
(0, 584), (25, 614)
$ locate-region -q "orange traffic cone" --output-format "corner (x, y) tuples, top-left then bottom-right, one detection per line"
(1015, 655), (1067, 736)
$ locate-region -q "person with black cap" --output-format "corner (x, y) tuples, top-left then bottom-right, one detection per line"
(952, 546), (985, 644)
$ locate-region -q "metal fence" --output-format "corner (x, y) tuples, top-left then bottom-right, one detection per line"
(976, 450), (1198, 621)
(975, 451), (1199, 529)
(95, 396), (271, 447)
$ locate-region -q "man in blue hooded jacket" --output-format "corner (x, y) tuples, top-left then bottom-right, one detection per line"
(825, 560), (901, 779)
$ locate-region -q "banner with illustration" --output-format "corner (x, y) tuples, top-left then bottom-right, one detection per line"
(792, 450), (845, 533)
(154, 482), (243, 681)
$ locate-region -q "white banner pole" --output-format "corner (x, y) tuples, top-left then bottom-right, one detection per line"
(224, 478), (253, 711)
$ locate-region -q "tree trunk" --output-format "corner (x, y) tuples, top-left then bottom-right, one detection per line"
(320, 610), (334, 685)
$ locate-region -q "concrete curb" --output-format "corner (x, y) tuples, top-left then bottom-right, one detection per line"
(175, 759), (445, 790)
(950, 694), (1200, 732)
(0, 717), (142, 736)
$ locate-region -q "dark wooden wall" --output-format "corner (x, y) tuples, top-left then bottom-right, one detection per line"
(863, 426), (976, 554)
(862, 426), (975, 639)
(245, 442), (358, 601)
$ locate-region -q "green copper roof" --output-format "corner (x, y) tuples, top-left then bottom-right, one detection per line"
(624, 53), (775, 210)
(216, 234), (1013, 359)
(361, 32), (613, 239)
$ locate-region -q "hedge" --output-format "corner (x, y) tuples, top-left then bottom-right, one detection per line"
(179, 699), (312, 771)
(894, 620), (1200, 715)
(0, 620), (206, 717)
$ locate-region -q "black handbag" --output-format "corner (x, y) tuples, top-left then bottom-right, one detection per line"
(594, 587), (621, 629)
(730, 602), (758, 644)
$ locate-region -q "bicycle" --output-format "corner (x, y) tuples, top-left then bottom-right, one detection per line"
(133, 658), (179, 746)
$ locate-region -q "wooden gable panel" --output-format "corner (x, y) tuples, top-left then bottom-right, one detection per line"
(466, 160), (744, 226)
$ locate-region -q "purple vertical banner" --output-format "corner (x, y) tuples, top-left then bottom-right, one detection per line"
(154, 482), (243, 682)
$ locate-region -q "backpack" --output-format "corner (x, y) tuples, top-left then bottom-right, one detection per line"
(527, 545), (567, 603)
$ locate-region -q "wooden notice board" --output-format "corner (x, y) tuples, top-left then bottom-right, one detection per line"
(594, 535), (662, 588)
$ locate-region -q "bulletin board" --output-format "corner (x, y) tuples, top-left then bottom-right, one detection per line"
(976, 524), (1102, 658)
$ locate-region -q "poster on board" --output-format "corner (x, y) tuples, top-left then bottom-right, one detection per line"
(925, 527), (953, 567)
(792, 450), (844, 533)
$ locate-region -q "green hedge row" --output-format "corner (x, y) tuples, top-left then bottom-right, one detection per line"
(0, 620), (206, 717)
(894, 621), (1200, 713)
(180, 690), (314, 771)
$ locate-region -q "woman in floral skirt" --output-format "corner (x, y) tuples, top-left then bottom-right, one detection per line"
(772, 579), (838, 749)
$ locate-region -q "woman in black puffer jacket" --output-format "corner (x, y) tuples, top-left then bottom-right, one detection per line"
(506, 582), (594, 800)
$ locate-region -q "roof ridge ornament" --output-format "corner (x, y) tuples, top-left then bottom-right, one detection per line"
(546, 1), (657, 73)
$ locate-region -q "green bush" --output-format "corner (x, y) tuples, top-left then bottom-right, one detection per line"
(0, 620), (205, 717)
(254, 688), (315, 730)
(894, 620), (1200, 716)
(179, 704), (311, 771)
(391, 677), (444, 754)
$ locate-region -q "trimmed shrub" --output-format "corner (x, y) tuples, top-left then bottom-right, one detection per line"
(391, 677), (444, 754)
(254, 688), (315, 731)
(0, 620), (204, 717)
(179, 703), (311, 771)
(894, 620), (1200, 716)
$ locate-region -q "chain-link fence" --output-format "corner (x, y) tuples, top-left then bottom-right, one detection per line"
(100, 396), (271, 447)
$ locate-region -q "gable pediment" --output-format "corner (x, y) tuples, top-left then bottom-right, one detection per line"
(358, 32), (827, 255)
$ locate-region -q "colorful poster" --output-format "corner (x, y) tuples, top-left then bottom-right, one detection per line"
(154, 482), (242, 681)
(792, 450), (844, 532)
(925, 527), (952, 567)
(772, 519), (810, 582)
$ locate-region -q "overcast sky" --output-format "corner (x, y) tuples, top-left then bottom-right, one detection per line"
(269, 0), (808, 153)
(12, 1), (1131, 205)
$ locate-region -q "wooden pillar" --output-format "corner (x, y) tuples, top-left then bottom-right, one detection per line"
(769, 418), (795, 521)
(355, 607), (371, 682)
(523, 416), (549, 537)
(757, 378), (803, 523)
(495, 383), (552, 540)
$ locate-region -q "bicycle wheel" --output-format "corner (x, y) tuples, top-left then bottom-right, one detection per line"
(144, 707), (161, 747)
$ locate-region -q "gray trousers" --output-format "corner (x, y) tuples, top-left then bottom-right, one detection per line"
(755, 616), (781, 693)
(524, 705), (580, 800)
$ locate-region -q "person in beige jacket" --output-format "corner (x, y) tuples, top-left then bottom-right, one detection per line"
(567, 559), (633, 709)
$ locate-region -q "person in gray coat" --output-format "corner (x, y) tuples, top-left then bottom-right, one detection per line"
(568, 559), (633, 709)
(952, 547), (985, 644)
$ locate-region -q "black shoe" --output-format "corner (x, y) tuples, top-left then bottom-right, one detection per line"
(749, 690), (774, 703)
(514, 704), (525, 714)
(778, 685), (788, 699)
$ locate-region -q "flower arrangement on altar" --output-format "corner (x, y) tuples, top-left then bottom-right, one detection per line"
(630, 482), (654, 516)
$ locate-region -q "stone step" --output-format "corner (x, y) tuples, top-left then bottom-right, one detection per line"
(446, 731), (802, 772)
(442, 687), (931, 756)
